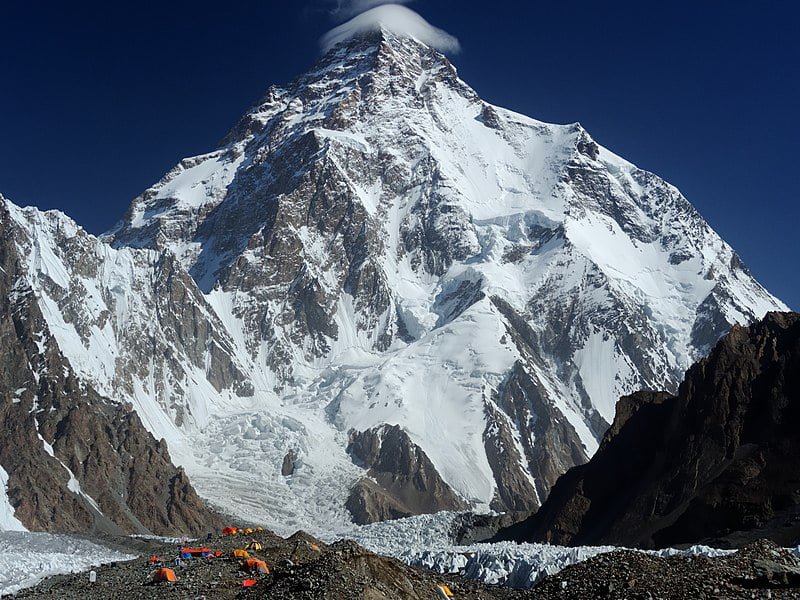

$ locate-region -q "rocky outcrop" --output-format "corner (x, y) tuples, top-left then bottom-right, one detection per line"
(0, 205), (224, 536)
(345, 425), (467, 524)
(530, 540), (800, 599)
(498, 312), (800, 549)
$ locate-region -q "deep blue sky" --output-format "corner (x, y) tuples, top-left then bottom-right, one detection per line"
(1, 1), (797, 309)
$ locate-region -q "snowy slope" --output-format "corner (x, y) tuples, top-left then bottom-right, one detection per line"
(0, 467), (26, 532)
(3, 26), (785, 534)
(0, 532), (134, 596)
(1, 198), (363, 535)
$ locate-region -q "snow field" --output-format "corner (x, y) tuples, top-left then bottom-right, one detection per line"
(328, 512), (735, 589)
(0, 532), (134, 596)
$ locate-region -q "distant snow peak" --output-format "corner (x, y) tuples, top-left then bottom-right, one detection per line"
(320, 5), (461, 54)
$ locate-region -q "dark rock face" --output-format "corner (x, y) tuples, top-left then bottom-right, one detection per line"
(0, 206), (223, 536)
(345, 425), (467, 524)
(498, 312), (800, 549)
(281, 449), (297, 476)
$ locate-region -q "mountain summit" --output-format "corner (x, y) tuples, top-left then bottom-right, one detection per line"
(2, 31), (786, 534)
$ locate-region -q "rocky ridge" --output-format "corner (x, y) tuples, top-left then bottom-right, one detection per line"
(498, 311), (800, 549)
(530, 539), (800, 599)
(0, 201), (224, 536)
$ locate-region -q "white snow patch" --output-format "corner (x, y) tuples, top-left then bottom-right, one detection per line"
(0, 531), (134, 596)
(0, 467), (26, 532)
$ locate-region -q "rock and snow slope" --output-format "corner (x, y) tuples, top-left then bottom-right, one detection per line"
(0, 199), (223, 536)
(0, 532), (134, 596)
(0, 26), (786, 534)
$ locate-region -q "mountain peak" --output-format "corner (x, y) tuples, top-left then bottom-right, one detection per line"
(100, 24), (785, 533)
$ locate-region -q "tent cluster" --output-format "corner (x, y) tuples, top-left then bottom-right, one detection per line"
(148, 528), (272, 588)
(222, 525), (265, 536)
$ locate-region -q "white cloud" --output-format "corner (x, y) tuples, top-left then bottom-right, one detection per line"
(330, 0), (415, 20)
(320, 5), (461, 54)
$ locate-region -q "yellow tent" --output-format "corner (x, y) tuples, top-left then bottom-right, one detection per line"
(232, 549), (251, 559)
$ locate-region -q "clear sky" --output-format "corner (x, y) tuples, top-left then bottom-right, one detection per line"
(1, 1), (797, 309)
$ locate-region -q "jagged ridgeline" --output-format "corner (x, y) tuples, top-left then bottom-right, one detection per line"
(0, 27), (786, 534)
(498, 312), (800, 549)
(0, 202), (224, 535)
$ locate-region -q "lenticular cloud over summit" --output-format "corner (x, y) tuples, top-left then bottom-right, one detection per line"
(329, 0), (414, 19)
(320, 5), (461, 53)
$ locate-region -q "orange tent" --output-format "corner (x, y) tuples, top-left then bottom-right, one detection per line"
(242, 579), (257, 588)
(232, 549), (251, 558)
(243, 558), (269, 574)
(152, 568), (177, 583)
(222, 527), (238, 536)
(435, 584), (454, 597)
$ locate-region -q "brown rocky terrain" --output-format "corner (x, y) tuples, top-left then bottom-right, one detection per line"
(497, 311), (800, 549)
(529, 539), (800, 599)
(346, 425), (468, 524)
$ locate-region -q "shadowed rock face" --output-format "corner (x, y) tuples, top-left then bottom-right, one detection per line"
(498, 312), (800, 549)
(0, 205), (224, 536)
(346, 425), (467, 524)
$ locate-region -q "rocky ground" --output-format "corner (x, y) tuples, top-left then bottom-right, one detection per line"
(530, 540), (800, 599)
(10, 528), (519, 599)
(11, 532), (800, 599)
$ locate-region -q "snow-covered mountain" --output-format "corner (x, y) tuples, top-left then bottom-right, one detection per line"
(0, 199), (223, 536)
(1, 27), (786, 535)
